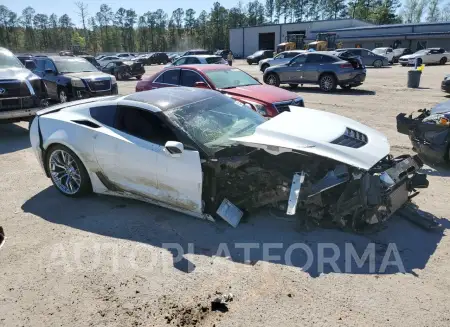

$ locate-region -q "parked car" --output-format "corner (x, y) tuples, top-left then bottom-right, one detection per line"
(136, 64), (304, 117)
(372, 47), (394, 63)
(442, 74), (450, 93)
(95, 55), (106, 61)
(169, 55), (227, 66)
(397, 100), (450, 164)
(101, 60), (145, 80)
(259, 50), (306, 72)
(78, 55), (101, 69)
(215, 49), (233, 59)
(98, 56), (121, 66)
(33, 56), (118, 103)
(134, 52), (169, 65)
(0, 47), (48, 124)
(30, 87), (429, 231)
(172, 49), (210, 61)
(16, 54), (34, 65)
(398, 48), (449, 66)
(168, 53), (180, 62)
(116, 53), (136, 60)
(263, 52), (366, 92)
(338, 48), (390, 68)
(392, 48), (412, 63)
(247, 50), (274, 65)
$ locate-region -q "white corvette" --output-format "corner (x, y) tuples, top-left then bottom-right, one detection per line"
(30, 87), (428, 230)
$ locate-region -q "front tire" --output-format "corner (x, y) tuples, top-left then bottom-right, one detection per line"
(46, 144), (92, 197)
(373, 59), (383, 68)
(319, 74), (337, 92)
(264, 73), (280, 87)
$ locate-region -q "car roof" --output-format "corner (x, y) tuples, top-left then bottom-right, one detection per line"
(183, 55), (220, 58)
(167, 64), (233, 71)
(46, 56), (88, 61)
(124, 87), (220, 111)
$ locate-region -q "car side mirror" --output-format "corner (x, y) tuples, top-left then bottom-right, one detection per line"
(25, 60), (36, 70)
(165, 141), (184, 157)
(45, 69), (55, 75)
(194, 81), (209, 89)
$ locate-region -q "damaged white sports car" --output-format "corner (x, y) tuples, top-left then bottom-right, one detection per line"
(30, 87), (430, 231)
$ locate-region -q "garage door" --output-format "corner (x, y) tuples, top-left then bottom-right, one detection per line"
(259, 33), (275, 50)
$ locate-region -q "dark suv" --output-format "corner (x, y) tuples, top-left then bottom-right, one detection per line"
(33, 56), (118, 103)
(0, 47), (48, 123)
(136, 52), (169, 65)
(247, 50), (274, 65)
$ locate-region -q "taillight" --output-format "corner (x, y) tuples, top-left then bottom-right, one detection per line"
(340, 63), (353, 69)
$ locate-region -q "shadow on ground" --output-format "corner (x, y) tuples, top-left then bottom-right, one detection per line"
(0, 123), (30, 155)
(282, 86), (376, 96)
(22, 186), (449, 277)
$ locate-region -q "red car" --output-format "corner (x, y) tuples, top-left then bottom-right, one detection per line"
(135, 64), (304, 117)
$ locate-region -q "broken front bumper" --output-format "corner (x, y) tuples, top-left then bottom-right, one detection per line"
(397, 113), (450, 163)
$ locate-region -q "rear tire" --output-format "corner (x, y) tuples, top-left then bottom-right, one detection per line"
(289, 84), (298, 89)
(319, 74), (337, 92)
(45, 144), (92, 197)
(264, 73), (280, 87)
(440, 57), (447, 65)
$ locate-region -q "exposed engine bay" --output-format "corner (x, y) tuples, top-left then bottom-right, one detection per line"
(202, 146), (431, 231)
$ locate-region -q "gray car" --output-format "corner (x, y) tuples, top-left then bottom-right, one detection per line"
(263, 52), (366, 92)
(335, 48), (389, 68)
(259, 50), (306, 72)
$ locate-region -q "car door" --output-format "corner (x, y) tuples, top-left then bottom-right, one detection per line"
(93, 104), (203, 213)
(102, 62), (114, 75)
(180, 69), (208, 87)
(428, 49), (440, 63)
(302, 53), (326, 82)
(279, 54), (307, 83)
(43, 59), (58, 99)
(153, 69), (181, 89)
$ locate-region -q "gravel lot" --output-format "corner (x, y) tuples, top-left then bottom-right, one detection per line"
(1, 61), (450, 327)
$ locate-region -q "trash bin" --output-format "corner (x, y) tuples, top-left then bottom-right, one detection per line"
(408, 70), (422, 88)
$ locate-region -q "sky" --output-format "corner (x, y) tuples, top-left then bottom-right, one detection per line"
(2, 0), (250, 26)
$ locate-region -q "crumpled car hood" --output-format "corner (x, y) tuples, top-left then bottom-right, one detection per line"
(0, 67), (40, 80)
(231, 107), (390, 170)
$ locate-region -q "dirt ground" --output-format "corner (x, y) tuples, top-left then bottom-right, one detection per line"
(1, 61), (450, 327)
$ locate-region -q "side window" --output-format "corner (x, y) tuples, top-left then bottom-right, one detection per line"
(439, 48), (445, 53)
(285, 52), (297, 58)
(291, 54), (307, 65)
(90, 105), (117, 127)
(387, 48), (393, 53)
(180, 70), (203, 87)
(351, 49), (362, 56)
(276, 53), (285, 59)
(115, 106), (178, 144)
(305, 54), (322, 63)
(155, 70), (180, 85)
(44, 59), (56, 71)
(186, 57), (201, 64)
(173, 57), (187, 66)
(35, 59), (45, 72)
(105, 62), (113, 68)
(319, 55), (337, 63)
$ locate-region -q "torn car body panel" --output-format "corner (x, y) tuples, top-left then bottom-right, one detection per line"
(231, 107), (390, 170)
(397, 100), (450, 163)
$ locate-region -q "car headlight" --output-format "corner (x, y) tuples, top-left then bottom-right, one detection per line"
(71, 78), (85, 88)
(111, 76), (117, 84)
(423, 113), (450, 126)
(243, 101), (268, 116)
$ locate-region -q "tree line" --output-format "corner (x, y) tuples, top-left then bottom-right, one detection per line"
(0, 0), (449, 54)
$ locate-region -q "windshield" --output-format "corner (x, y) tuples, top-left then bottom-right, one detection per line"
(54, 58), (98, 73)
(0, 49), (23, 69)
(166, 95), (265, 152)
(372, 48), (386, 54)
(205, 69), (259, 89)
(252, 51), (264, 56)
(393, 48), (405, 55)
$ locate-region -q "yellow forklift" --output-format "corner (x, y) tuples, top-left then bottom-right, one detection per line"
(276, 34), (305, 53)
(308, 32), (342, 51)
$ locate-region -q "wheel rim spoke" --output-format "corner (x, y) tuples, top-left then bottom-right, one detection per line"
(49, 150), (81, 195)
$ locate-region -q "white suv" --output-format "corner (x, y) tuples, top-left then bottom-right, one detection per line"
(372, 47), (394, 63)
